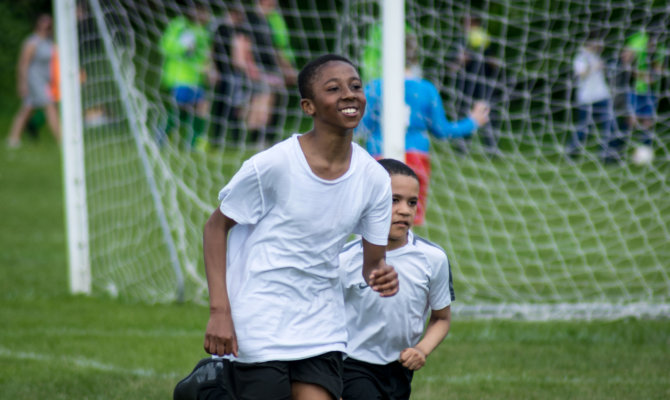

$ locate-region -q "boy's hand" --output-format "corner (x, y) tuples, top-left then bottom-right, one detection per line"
(470, 101), (490, 127)
(399, 347), (426, 370)
(204, 310), (238, 357)
(369, 264), (399, 297)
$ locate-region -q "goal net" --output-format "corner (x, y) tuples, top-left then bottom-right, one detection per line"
(69, 0), (669, 319)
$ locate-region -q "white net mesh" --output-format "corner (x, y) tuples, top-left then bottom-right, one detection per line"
(73, 0), (670, 319)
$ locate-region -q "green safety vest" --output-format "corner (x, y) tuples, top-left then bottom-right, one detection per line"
(159, 16), (211, 88)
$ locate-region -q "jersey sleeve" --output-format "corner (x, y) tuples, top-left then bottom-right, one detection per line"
(429, 255), (454, 310)
(338, 240), (364, 288)
(217, 159), (265, 225)
(424, 82), (477, 139)
(354, 166), (391, 246)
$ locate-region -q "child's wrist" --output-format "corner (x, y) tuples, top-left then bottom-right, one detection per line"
(209, 305), (231, 315)
(414, 346), (428, 358)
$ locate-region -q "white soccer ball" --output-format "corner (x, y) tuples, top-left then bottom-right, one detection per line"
(105, 281), (119, 298)
(632, 145), (654, 166)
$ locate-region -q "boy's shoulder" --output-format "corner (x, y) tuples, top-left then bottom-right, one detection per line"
(411, 233), (449, 263)
(352, 143), (388, 176)
(248, 135), (296, 164)
(417, 78), (440, 94)
(233, 136), (299, 186)
(405, 77), (440, 100)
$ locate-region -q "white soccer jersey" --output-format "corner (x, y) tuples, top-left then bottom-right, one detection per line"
(218, 134), (392, 363)
(339, 231), (454, 365)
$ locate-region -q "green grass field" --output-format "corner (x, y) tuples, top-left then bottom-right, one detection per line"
(1, 124), (669, 399)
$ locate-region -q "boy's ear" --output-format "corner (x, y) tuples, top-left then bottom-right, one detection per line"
(300, 98), (315, 116)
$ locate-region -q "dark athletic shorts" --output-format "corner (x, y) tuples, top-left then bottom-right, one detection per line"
(341, 357), (414, 400)
(227, 351), (344, 400)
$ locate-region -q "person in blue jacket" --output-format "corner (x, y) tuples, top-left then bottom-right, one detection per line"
(358, 34), (489, 225)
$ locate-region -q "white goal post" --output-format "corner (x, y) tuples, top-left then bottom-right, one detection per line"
(56, 0), (90, 295)
(381, 0), (406, 161)
(60, 0), (670, 319)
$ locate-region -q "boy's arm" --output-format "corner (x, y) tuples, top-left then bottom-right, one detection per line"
(361, 238), (398, 297)
(399, 305), (451, 370)
(203, 208), (238, 357)
(426, 83), (478, 139)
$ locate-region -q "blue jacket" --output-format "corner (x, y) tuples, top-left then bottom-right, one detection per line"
(359, 77), (478, 156)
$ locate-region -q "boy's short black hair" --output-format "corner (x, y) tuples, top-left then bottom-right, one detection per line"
(298, 54), (358, 99)
(378, 158), (419, 182)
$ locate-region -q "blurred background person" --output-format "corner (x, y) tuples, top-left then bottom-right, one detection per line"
(607, 45), (635, 146)
(159, 1), (212, 150)
(262, 0), (297, 87)
(451, 14), (501, 156)
(243, 0), (296, 148)
(24, 43), (59, 141)
(358, 34), (490, 226)
(626, 27), (666, 149)
(568, 33), (617, 162)
(210, 4), (252, 148)
(7, 14), (60, 148)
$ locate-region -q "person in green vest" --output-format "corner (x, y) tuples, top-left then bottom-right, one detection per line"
(159, 2), (212, 150)
(626, 29), (666, 147)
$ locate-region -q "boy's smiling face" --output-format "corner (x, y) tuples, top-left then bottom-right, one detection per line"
(301, 61), (366, 132)
(388, 174), (420, 249)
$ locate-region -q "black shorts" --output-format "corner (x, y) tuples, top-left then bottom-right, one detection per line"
(227, 351), (344, 400)
(341, 357), (414, 400)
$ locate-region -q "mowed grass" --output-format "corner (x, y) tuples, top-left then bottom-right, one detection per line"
(1, 128), (669, 399)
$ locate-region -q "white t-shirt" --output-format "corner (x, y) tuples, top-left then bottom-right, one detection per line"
(339, 231), (453, 365)
(573, 47), (611, 104)
(218, 134), (392, 363)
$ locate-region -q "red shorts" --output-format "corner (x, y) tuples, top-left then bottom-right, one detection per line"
(405, 152), (431, 226)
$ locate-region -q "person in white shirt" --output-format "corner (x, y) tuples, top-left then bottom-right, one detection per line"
(201, 54), (399, 400)
(569, 34), (618, 162)
(340, 158), (454, 400)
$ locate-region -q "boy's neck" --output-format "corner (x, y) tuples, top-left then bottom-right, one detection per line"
(387, 235), (409, 251)
(298, 130), (353, 180)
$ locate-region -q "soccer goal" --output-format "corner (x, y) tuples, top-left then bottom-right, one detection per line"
(58, 0), (670, 319)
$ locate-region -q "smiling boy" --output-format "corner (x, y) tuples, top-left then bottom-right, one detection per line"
(202, 54), (398, 400)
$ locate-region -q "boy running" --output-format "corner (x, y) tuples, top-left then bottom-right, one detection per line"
(339, 158), (454, 400)
(202, 54), (399, 400)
